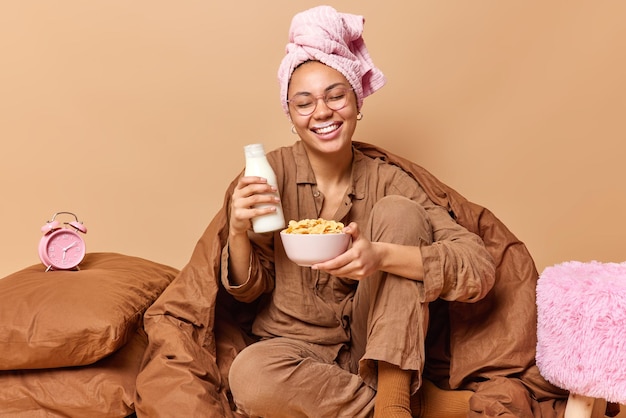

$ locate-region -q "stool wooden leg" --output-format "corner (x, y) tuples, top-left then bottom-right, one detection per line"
(564, 393), (596, 418)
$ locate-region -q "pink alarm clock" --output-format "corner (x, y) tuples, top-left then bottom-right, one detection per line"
(39, 212), (87, 271)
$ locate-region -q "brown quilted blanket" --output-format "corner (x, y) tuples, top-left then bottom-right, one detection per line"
(135, 142), (568, 417)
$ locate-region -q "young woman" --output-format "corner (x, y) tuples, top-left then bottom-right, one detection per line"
(223, 6), (495, 418)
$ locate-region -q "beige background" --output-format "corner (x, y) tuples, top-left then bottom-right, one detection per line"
(1, 1), (625, 280)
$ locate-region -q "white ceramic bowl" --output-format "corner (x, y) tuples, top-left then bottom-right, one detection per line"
(280, 231), (351, 267)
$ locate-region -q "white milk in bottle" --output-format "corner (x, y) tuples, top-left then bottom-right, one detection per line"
(243, 143), (285, 233)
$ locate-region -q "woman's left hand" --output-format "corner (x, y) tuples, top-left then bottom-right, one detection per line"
(312, 222), (383, 280)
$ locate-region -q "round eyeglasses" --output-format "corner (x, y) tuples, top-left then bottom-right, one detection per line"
(287, 87), (354, 116)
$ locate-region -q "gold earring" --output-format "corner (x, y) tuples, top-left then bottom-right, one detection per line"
(291, 125), (297, 134)
(357, 112), (363, 121)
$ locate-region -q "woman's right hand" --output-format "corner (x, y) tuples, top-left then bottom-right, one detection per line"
(229, 176), (281, 236)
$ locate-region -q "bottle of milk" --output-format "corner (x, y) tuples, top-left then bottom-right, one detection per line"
(243, 143), (285, 233)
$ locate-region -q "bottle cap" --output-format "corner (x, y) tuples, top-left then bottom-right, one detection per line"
(244, 143), (265, 158)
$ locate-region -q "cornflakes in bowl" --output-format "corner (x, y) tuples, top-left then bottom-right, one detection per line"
(280, 218), (350, 267)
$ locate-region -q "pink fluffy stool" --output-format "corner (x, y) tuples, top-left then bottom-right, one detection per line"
(536, 260), (626, 418)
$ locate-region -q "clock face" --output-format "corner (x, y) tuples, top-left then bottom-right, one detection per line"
(41, 229), (86, 269)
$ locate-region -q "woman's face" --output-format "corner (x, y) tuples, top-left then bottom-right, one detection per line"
(287, 61), (358, 157)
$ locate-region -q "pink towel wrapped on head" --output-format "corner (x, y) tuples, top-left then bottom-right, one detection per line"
(277, 5), (386, 114)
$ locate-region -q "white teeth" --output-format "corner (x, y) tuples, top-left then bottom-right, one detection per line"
(314, 124), (338, 134)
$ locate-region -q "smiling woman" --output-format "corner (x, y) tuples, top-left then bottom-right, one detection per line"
(134, 5), (571, 418)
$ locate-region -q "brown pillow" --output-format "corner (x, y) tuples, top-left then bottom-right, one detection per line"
(0, 252), (178, 370)
(0, 329), (147, 417)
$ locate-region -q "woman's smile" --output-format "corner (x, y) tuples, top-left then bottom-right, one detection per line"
(311, 121), (342, 137)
